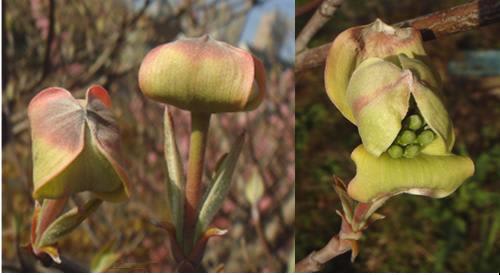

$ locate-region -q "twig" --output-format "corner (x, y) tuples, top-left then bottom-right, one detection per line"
(252, 206), (279, 269)
(295, 0), (500, 72)
(23, 0), (55, 94)
(295, 0), (344, 53)
(296, 0), (324, 17)
(68, 0), (151, 89)
(295, 228), (352, 272)
(41, 0), (55, 81)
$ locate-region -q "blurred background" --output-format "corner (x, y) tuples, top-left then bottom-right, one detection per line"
(2, 0), (294, 272)
(296, 0), (500, 272)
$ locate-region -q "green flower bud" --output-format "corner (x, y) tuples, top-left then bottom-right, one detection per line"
(403, 144), (420, 158)
(387, 145), (403, 159)
(405, 114), (423, 130)
(138, 35), (266, 113)
(397, 130), (417, 146)
(28, 86), (130, 202)
(418, 130), (435, 146)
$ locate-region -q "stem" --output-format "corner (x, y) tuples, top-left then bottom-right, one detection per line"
(295, 231), (352, 272)
(183, 112), (211, 253)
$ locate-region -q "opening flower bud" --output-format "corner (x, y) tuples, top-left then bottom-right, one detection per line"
(138, 35), (266, 113)
(28, 86), (130, 202)
(324, 19), (474, 202)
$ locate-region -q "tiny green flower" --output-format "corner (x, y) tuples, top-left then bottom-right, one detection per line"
(403, 144), (420, 158)
(397, 130), (417, 146)
(387, 145), (403, 159)
(405, 114), (423, 130)
(417, 130), (435, 146)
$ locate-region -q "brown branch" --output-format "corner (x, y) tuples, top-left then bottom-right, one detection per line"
(296, 0), (324, 17)
(295, 230), (352, 272)
(295, 0), (344, 53)
(295, 0), (500, 73)
(23, 0), (55, 94)
(41, 0), (55, 80)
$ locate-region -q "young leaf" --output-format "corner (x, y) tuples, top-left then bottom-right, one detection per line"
(194, 133), (245, 240)
(90, 240), (122, 272)
(332, 176), (355, 224)
(164, 108), (185, 242)
(36, 198), (102, 248)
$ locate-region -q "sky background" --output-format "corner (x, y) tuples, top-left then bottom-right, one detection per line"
(240, 0), (295, 62)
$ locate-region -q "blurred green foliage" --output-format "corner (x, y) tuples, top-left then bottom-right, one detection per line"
(296, 0), (500, 272)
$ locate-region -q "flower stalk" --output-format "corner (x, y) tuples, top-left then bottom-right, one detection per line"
(184, 112), (211, 252)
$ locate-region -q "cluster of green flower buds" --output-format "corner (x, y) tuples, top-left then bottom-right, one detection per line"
(324, 19), (474, 203)
(387, 113), (435, 159)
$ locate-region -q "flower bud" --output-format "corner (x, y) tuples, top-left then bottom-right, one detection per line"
(324, 19), (474, 202)
(28, 85), (130, 202)
(138, 35), (266, 113)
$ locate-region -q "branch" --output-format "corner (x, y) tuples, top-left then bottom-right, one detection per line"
(41, 0), (55, 80)
(23, 0), (55, 94)
(295, 0), (500, 73)
(295, 225), (352, 272)
(295, 0), (344, 53)
(296, 0), (323, 17)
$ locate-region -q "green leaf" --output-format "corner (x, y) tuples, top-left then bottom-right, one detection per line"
(194, 133), (245, 240)
(163, 108), (185, 243)
(36, 198), (102, 248)
(90, 240), (122, 272)
(244, 171), (264, 206)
